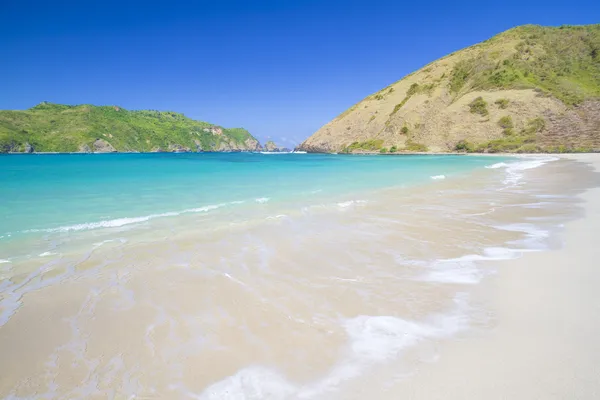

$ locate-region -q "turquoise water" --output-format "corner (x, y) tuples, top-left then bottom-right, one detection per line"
(0, 153), (502, 257)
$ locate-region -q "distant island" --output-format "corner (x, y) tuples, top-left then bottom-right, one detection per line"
(299, 24), (600, 154)
(0, 102), (263, 153)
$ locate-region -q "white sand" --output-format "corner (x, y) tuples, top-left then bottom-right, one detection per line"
(386, 154), (600, 399)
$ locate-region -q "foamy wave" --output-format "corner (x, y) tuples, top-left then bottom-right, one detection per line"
(337, 200), (367, 208)
(485, 162), (509, 169)
(266, 214), (288, 220)
(344, 293), (469, 361)
(25, 204), (229, 233)
(431, 175), (446, 180)
(421, 247), (521, 284)
(496, 223), (550, 250)
(93, 238), (128, 248)
(38, 252), (56, 257)
(255, 197), (270, 204)
(198, 294), (469, 399)
(0, 259), (10, 264)
(420, 221), (551, 284)
(199, 367), (296, 399)
(486, 156), (557, 185)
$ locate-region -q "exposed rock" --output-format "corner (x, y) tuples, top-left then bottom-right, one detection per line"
(203, 126), (223, 135)
(150, 147), (164, 153)
(264, 141), (278, 151)
(168, 144), (191, 153)
(243, 137), (262, 151)
(23, 142), (34, 153)
(93, 139), (117, 153)
(217, 141), (232, 151)
(541, 100), (600, 149)
(78, 143), (92, 153)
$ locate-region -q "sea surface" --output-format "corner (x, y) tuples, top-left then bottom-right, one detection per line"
(0, 153), (593, 399)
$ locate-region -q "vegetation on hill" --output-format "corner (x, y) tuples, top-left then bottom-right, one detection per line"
(299, 24), (600, 154)
(0, 102), (260, 153)
(450, 24), (600, 105)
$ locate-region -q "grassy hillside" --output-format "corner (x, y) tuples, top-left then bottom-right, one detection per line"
(300, 24), (600, 153)
(0, 103), (261, 153)
(449, 24), (600, 105)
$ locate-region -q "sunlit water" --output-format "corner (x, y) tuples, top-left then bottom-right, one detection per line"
(0, 153), (595, 399)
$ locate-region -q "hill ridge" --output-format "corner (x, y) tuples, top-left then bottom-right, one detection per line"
(299, 24), (600, 153)
(0, 102), (262, 153)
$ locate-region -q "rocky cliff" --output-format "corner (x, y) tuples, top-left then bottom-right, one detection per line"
(299, 24), (600, 153)
(0, 103), (262, 153)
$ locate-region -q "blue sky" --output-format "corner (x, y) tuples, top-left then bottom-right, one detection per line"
(1, 0), (598, 147)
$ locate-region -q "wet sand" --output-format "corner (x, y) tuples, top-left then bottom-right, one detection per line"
(380, 154), (600, 399)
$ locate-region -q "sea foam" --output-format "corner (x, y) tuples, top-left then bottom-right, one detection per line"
(24, 203), (229, 233)
(198, 294), (469, 399)
(486, 156), (558, 185)
(420, 222), (551, 284)
(337, 200), (367, 209)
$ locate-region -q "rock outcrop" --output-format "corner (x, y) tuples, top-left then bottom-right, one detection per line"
(93, 139), (117, 153)
(168, 144), (191, 153)
(78, 144), (92, 153)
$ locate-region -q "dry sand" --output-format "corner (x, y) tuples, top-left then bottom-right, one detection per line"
(384, 154), (600, 399)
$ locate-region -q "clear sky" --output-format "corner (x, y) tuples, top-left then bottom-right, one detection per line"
(1, 0), (598, 147)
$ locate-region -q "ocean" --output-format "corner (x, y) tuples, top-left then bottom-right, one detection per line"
(0, 153), (591, 399)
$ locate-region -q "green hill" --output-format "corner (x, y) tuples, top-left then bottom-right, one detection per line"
(0, 102), (261, 153)
(299, 24), (600, 153)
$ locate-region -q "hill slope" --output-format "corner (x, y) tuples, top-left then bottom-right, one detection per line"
(299, 24), (600, 153)
(0, 103), (261, 153)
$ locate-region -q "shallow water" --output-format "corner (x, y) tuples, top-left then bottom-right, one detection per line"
(0, 153), (596, 399)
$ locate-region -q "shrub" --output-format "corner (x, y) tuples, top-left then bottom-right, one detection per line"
(345, 139), (384, 152)
(390, 146), (397, 153)
(469, 97), (488, 116)
(390, 84), (422, 116)
(390, 103), (403, 116)
(450, 59), (473, 93)
(380, 147), (388, 153)
(454, 140), (474, 152)
(497, 115), (514, 133)
(516, 143), (541, 153)
(401, 126), (409, 134)
(405, 139), (428, 152)
(525, 117), (546, 134)
(495, 98), (509, 109)
(407, 83), (420, 96)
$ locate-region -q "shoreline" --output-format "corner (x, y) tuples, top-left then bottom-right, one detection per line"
(1, 150), (598, 156)
(381, 153), (600, 399)
(1, 154), (597, 398)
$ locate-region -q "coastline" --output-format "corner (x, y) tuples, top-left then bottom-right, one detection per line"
(380, 154), (600, 399)
(1, 153), (598, 398)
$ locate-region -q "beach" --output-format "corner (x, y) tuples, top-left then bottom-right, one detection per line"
(1, 153), (599, 399)
(360, 154), (600, 399)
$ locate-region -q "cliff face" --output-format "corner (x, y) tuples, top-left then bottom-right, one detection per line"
(0, 103), (262, 153)
(299, 24), (600, 153)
